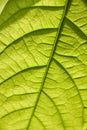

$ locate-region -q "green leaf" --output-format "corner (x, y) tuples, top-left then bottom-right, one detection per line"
(0, 0), (8, 14)
(0, 0), (87, 130)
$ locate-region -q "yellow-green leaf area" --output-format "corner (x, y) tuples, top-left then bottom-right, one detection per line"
(0, 0), (87, 130)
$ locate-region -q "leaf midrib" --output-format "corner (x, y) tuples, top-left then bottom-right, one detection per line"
(27, 0), (69, 129)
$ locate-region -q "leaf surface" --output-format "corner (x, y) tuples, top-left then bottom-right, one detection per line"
(0, 0), (87, 130)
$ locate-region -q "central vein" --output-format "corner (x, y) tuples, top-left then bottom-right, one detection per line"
(27, 0), (69, 129)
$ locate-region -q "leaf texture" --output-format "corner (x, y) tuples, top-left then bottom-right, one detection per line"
(0, 0), (87, 130)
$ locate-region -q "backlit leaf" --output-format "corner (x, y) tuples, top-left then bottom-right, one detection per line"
(0, 0), (87, 130)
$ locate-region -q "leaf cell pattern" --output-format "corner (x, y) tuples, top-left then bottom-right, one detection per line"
(0, 0), (87, 130)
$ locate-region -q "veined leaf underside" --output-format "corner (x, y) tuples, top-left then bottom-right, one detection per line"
(0, 0), (87, 130)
